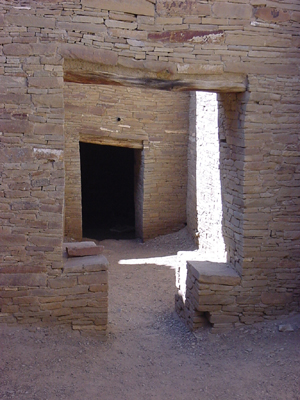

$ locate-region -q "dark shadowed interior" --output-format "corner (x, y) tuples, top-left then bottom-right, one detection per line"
(80, 142), (135, 240)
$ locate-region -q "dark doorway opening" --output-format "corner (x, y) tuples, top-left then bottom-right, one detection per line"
(80, 142), (136, 240)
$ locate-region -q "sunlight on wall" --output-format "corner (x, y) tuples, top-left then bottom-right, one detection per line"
(196, 92), (226, 261)
(120, 92), (228, 303)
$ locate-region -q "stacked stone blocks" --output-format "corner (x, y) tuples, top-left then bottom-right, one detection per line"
(0, 0), (299, 329)
(176, 259), (297, 333)
(64, 84), (189, 241)
(0, 242), (108, 334)
(176, 261), (241, 332)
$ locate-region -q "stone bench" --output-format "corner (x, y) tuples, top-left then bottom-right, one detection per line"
(59, 253), (108, 333)
(0, 243), (108, 334)
(176, 260), (241, 333)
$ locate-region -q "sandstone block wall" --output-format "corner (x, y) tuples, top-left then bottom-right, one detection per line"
(176, 260), (241, 332)
(0, 0), (299, 328)
(218, 92), (246, 275)
(64, 83), (189, 241)
(0, 250), (108, 333)
(187, 91), (247, 274)
(186, 92), (197, 239)
(187, 91), (226, 259)
(176, 259), (297, 332)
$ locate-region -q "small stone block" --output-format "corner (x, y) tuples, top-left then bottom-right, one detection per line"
(278, 324), (294, 332)
(48, 276), (77, 289)
(89, 284), (107, 292)
(63, 255), (108, 273)
(187, 261), (241, 286)
(209, 314), (239, 324)
(66, 241), (104, 257)
(197, 294), (235, 306)
(78, 272), (107, 285)
(261, 292), (293, 306)
(0, 313), (17, 323)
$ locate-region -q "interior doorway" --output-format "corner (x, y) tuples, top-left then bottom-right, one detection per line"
(80, 142), (136, 240)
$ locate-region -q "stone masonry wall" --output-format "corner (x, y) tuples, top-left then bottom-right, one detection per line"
(0, 0), (299, 328)
(187, 91), (247, 273)
(64, 83), (189, 241)
(218, 92), (246, 275)
(0, 245), (108, 332)
(186, 92), (197, 240)
(187, 91), (227, 257)
(195, 91), (226, 259)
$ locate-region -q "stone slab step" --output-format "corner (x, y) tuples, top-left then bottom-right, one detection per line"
(65, 241), (104, 257)
(187, 260), (241, 286)
(63, 255), (109, 273)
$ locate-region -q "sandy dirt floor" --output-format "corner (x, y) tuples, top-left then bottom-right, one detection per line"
(0, 229), (299, 400)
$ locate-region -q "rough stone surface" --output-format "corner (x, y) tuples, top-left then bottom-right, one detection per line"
(64, 84), (189, 241)
(261, 292), (293, 306)
(66, 241), (104, 257)
(63, 255), (108, 273)
(0, 0), (299, 330)
(60, 44), (118, 66)
(82, 0), (155, 16)
(255, 7), (290, 23)
(148, 30), (224, 43)
(188, 261), (241, 286)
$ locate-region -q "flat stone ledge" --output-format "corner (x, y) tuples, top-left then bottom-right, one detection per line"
(65, 241), (104, 257)
(177, 261), (242, 332)
(63, 255), (109, 273)
(187, 261), (241, 286)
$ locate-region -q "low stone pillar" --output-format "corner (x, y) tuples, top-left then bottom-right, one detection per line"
(0, 242), (108, 334)
(176, 260), (241, 333)
(61, 253), (108, 333)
